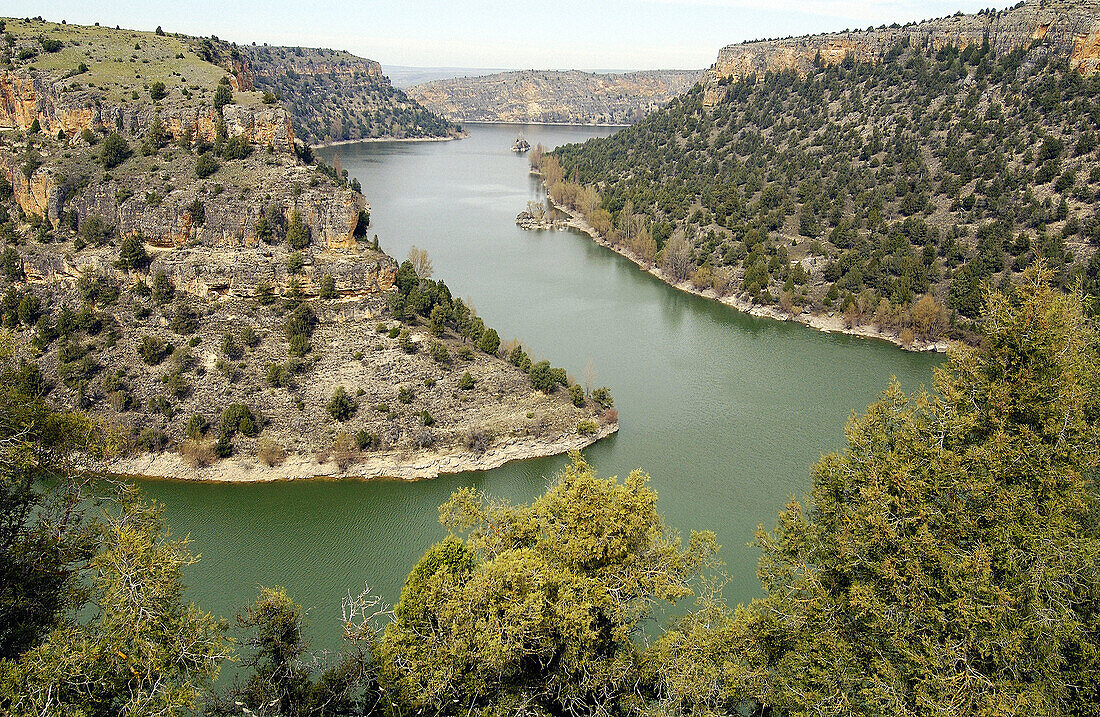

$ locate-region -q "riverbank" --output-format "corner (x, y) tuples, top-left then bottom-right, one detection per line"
(542, 188), (953, 354)
(310, 133), (464, 149)
(113, 421), (618, 483)
(463, 120), (631, 128)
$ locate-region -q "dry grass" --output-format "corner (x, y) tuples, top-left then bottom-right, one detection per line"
(179, 438), (216, 467)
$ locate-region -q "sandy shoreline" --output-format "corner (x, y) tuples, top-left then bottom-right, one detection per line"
(113, 422), (618, 483)
(539, 187), (952, 354)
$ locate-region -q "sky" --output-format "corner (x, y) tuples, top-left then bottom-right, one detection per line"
(5, 1), (1016, 70)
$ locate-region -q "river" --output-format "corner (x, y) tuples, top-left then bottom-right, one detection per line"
(140, 123), (942, 651)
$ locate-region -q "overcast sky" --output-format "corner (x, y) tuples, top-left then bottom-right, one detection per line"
(6, 1), (1016, 70)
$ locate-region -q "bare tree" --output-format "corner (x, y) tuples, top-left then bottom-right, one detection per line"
(408, 245), (433, 279)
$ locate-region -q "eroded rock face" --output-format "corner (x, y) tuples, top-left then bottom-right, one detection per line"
(701, 0), (1100, 103)
(0, 70), (296, 152)
(408, 70), (703, 125)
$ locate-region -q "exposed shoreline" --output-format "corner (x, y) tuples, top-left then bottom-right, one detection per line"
(539, 186), (952, 354)
(310, 134), (463, 149)
(461, 119), (631, 128)
(113, 421), (618, 483)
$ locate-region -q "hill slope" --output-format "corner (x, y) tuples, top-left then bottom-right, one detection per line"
(544, 0), (1100, 347)
(227, 44), (463, 144)
(408, 69), (701, 125)
(0, 17), (613, 479)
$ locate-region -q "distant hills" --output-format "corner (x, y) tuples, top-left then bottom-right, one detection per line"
(407, 69), (703, 126)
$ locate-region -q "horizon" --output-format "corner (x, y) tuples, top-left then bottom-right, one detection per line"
(4, 1), (1016, 72)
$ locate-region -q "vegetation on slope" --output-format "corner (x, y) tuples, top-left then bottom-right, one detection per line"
(2, 266), (1096, 715)
(546, 34), (1100, 345)
(237, 44), (461, 144)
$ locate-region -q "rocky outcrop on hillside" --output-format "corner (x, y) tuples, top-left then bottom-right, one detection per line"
(408, 70), (702, 125)
(702, 0), (1100, 102)
(0, 17), (614, 480)
(233, 44), (462, 144)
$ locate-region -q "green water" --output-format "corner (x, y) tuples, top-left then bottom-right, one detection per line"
(140, 123), (942, 651)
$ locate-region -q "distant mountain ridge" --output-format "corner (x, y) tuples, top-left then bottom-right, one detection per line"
(407, 69), (702, 126)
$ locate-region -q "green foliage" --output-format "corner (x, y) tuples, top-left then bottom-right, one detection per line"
(653, 266), (1100, 716)
(115, 233), (149, 271)
(477, 327), (500, 355)
(219, 403), (259, 440)
(213, 81), (233, 111)
(317, 273), (336, 300)
(7, 496), (230, 714)
(591, 386), (614, 409)
(569, 383), (586, 407)
(138, 335), (171, 365)
(326, 386), (358, 422)
(194, 152), (219, 179)
(186, 198), (205, 226)
(222, 135), (253, 160)
(185, 413), (208, 440)
(148, 81), (167, 101)
(285, 304), (315, 357)
(205, 587), (374, 716)
(458, 371), (475, 390)
(99, 133), (130, 169)
(285, 211), (309, 250)
(0, 247), (22, 282)
(379, 453), (717, 714)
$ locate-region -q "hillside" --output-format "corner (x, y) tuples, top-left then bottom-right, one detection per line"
(0, 17), (614, 480)
(408, 69), (701, 125)
(544, 0), (1100, 348)
(221, 43), (463, 145)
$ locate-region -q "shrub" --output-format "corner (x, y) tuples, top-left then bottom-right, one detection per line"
(223, 135), (253, 160)
(428, 339), (450, 365)
(220, 403), (258, 439)
(318, 274), (336, 299)
(478, 327), (500, 354)
(355, 430), (378, 451)
(151, 271), (174, 304)
(116, 233), (150, 271)
(266, 362), (291, 388)
(397, 386), (415, 404)
(138, 335), (171, 365)
(398, 329), (417, 354)
(100, 133), (131, 169)
(185, 413), (208, 439)
(286, 211), (310, 250)
(149, 81), (167, 101)
(195, 152), (219, 178)
(420, 410), (435, 427)
(187, 198), (205, 226)
(327, 386), (358, 421)
(180, 439), (217, 468)
(569, 384), (586, 407)
(257, 438), (287, 467)
(577, 420), (599, 436)
(465, 426), (492, 453)
(458, 371), (476, 390)
(214, 81), (233, 110)
(221, 332), (242, 359)
(591, 387), (614, 409)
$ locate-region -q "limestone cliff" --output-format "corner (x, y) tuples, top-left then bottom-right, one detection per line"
(407, 70), (702, 125)
(233, 44), (461, 144)
(702, 0), (1100, 103)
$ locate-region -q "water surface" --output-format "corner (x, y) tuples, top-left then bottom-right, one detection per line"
(142, 124), (942, 650)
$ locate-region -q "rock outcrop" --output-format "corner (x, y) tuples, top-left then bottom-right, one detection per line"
(408, 70), (702, 125)
(702, 0), (1100, 102)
